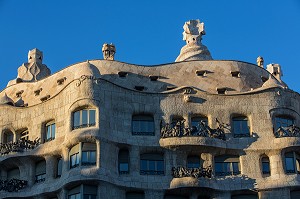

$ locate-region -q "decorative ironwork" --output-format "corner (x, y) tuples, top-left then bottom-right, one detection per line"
(172, 166), (212, 179)
(140, 170), (164, 175)
(0, 138), (40, 155)
(132, 131), (155, 136)
(72, 123), (96, 130)
(0, 178), (27, 192)
(274, 125), (300, 138)
(76, 75), (100, 87)
(160, 118), (228, 140)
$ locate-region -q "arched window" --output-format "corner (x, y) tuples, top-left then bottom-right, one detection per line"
(215, 155), (240, 176)
(35, 160), (46, 183)
(119, 149), (129, 174)
(285, 152), (300, 174)
(140, 153), (164, 175)
(2, 130), (13, 143)
(70, 143), (96, 169)
(132, 115), (154, 136)
(187, 155), (201, 169)
(275, 115), (294, 130)
(191, 116), (208, 131)
(7, 167), (20, 180)
(45, 121), (56, 142)
(57, 157), (63, 178)
(232, 116), (250, 138)
(72, 109), (96, 130)
(261, 156), (270, 175)
(126, 192), (145, 199)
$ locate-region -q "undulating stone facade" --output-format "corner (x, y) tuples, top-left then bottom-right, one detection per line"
(0, 20), (299, 199)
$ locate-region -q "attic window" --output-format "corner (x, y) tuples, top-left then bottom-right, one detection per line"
(231, 71), (240, 77)
(196, 70), (207, 77)
(118, 71), (128, 78)
(16, 78), (23, 83)
(57, 77), (66, 85)
(16, 90), (24, 98)
(134, 86), (144, 91)
(166, 86), (177, 90)
(261, 76), (268, 82)
(149, 75), (158, 81)
(34, 88), (42, 96)
(40, 95), (50, 102)
(217, 88), (227, 94)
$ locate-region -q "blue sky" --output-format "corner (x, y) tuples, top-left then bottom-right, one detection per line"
(0, 0), (299, 93)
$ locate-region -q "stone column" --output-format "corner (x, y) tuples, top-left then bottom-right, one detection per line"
(61, 147), (69, 174)
(130, 145), (140, 175)
(27, 159), (36, 186)
(45, 155), (56, 180)
(96, 140), (101, 168)
(58, 187), (67, 199)
(269, 152), (284, 178)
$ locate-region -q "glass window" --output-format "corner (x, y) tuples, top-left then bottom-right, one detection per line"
(70, 153), (80, 168)
(82, 151), (96, 166)
(262, 157), (270, 175)
(70, 143), (97, 169)
(45, 122), (56, 142)
(232, 117), (250, 138)
(275, 116), (294, 130)
(285, 152), (300, 174)
(119, 149), (129, 174)
(215, 155), (240, 176)
(191, 116), (208, 131)
(35, 160), (46, 183)
(84, 195), (97, 199)
(73, 109), (96, 130)
(132, 115), (154, 136)
(3, 130), (13, 143)
(57, 158), (62, 177)
(69, 193), (81, 199)
(140, 153), (164, 175)
(187, 155), (201, 169)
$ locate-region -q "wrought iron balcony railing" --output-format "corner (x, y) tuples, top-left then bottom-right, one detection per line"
(0, 138), (40, 155)
(172, 166), (212, 179)
(0, 178), (28, 192)
(274, 125), (300, 138)
(160, 119), (228, 140)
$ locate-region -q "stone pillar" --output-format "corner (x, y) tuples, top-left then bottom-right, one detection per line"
(130, 145), (140, 175)
(96, 140), (101, 168)
(145, 190), (164, 199)
(27, 159), (36, 186)
(269, 152), (284, 178)
(61, 147), (69, 174)
(58, 187), (67, 199)
(45, 155), (56, 180)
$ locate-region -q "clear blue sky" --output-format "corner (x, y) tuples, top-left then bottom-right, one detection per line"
(0, 0), (299, 93)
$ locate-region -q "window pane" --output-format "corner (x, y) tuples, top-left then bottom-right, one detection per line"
(120, 163), (129, 172)
(52, 123), (56, 138)
(74, 111), (80, 128)
(156, 160), (164, 173)
(90, 151), (96, 163)
(82, 110), (88, 126)
(141, 160), (148, 171)
(286, 157), (295, 173)
(262, 162), (270, 174)
(47, 125), (51, 139)
(232, 162), (240, 174)
(57, 159), (62, 177)
(149, 160), (155, 172)
(89, 110), (96, 126)
(82, 152), (88, 163)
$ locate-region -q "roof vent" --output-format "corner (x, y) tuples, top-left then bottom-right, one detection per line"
(261, 76), (268, 83)
(217, 87), (227, 94)
(40, 95), (50, 102)
(166, 86), (177, 90)
(149, 75), (159, 81)
(118, 71), (128, 78)
(57, 77), (66, 85)
(196, 70), (207, 77)
(134, 86), (144, 91)
(16, 90), (24, 98)
(34, 88), (42, 96)
(231, 71), (240, 78)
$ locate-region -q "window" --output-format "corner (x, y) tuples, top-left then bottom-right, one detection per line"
(275, 116), (294, 130)
(7, 168), (20, 180)
(68, 185), (97, 199)
(285, 152), (300, 174)
(70, 143), (96, 169)
(191, 116), (208, 131)
(57, 158), (62, 177)
(2, 130), (13, 143)
(232, 116), (250, 138)
(20, 129), (29, 140)
(132, 115), (154, 136)
(45, 122), (56, 142)
(126, 192), (145, 199)
(187, 155), (201, 169)
(261, 156), (270, 175)
(35, 160), (46, 183)
(215, 155), (240, 176)
(119, 149), (129, 174)
(140, 153), (164, 175)
(73, 109), (96, 130)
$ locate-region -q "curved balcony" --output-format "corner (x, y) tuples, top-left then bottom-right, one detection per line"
(274, 125), (300, 138)
(0, 138), (40, 156)
(0, 179), (27, 192)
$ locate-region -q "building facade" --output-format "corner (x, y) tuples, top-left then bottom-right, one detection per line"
(0, 20), (300, 199)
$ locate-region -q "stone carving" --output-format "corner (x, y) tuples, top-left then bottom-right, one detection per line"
(172, 166), (212, 178)
(274, 125), (300, 138)
(102, 43), (116, 60)
(75, 75), (99, 87)
(7, 49), (51, 87)
(160, 118), (227, 140)
(257, 56), (264, 67)
(0, 138), (40, 155)
(0, 179), (28, 192)
(175, 19), (212, 62)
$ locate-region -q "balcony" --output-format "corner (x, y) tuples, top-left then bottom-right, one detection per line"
(160, 119), (227, 140)
(0, 138), (40, 156)
(172, 166), (212, 179)
(0, 178), (28, 192)
(274, 125), (300, 138)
